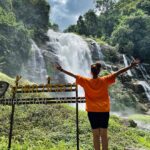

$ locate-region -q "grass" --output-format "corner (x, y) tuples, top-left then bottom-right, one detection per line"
(0, 72), (15, 85)
(0, 105), (149, 150)
(128, 114), (150, 124)
(0, 72), (150, 150)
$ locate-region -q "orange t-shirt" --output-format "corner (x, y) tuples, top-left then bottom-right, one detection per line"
(76, 73), (116, 112)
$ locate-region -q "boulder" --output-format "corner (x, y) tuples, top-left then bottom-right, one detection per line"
(118, 74), (132, 83)
(129, 119), (137, 128)
(145, 109), (150, 115)
(132, 83), (145, 93)
(86, 38), (104, 62)
(142, 63), (150, 75)
(121, 119), (137, 128)
(112, 65), (119, 71)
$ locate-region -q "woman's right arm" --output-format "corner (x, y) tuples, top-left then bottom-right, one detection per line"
(56, 64), (77, 78)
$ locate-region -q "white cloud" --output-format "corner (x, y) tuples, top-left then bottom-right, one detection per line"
(61, 0), (68, 5)
(51, 0), (68, 5)
(48, 0), (94, 30)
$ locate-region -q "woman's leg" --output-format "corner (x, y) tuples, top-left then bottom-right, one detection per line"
(92, 128), (101, 150)
(100, 128), (108, 150)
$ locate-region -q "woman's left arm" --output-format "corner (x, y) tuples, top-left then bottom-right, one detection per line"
(114, 59), (140, 77)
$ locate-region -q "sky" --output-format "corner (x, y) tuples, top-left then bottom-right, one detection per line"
(48, 0), (95, 31)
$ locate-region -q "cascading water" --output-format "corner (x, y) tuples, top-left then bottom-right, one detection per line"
(46, 29), (102, 83)
(123, 54), (150, 102)
(21, 40), (47, 83)
(95, 42), (103, 60)
(138, 81), (150, 101)
(44, 29), (103, 109)
(139, 64), (150, 81)
(123, 54), (132, 76)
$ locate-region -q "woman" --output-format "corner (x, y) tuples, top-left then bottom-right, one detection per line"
(56, 59), (139, 150)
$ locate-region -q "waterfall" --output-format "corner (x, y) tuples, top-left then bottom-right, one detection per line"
(95, 42), (103, 60)
(139, 64), (150, 81)
(123, 54), (132, 76)
(138, 81), (150, 101)
(46, 29), (97, 83)
(21, 40), (47, 83)
(45, 29), (103, 110)
(123, 54), (150, 102)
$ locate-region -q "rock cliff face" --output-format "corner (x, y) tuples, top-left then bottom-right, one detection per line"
(0, 0), (50, 76)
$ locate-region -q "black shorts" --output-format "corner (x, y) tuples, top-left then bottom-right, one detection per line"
(88, 112), (109, 129)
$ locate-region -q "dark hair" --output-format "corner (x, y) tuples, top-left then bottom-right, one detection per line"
(91, 62), (101, 76)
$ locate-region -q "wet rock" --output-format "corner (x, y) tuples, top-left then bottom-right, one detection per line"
(112, 66), (119, 71)
(101, 44), (120, 62)
(129, 120), (137, 128)
(132, 83), (145, 93)
(125, 147), (140, 150)
(118, 74), (132, 83)
(145, 109), (150, 115)
(86, 38), (104, 62)
(137, 103), (149, 112)
(121, 119), (137, 128)
(142, 63), (150, 75)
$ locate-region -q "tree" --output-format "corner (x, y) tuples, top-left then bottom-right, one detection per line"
(84, 10), (98, 36)
(51, 23), (59, 31)
(96, 0), (116, 13)
(111, 15), (150, 63)
(76, 15), (87, 35)
(137, 0), (150, 15)
(64, 25), (77, 33)
(66, 11), (98, 36)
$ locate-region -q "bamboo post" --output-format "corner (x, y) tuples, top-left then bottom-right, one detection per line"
(8, 76), (21, 150)
(47, 76), (51, 84)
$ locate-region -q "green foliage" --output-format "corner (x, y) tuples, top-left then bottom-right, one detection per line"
(84, 10), (98, 36)
(0, 0), (12, 11)
(49, 22), (59, 31)
(137, 0), (150, 15)
(66, 10), (99, 37)
(99, 70), (109, 76)
(129, 114), (150, 124)
(0, 104), (149, 150)
(98, 12), (119, 37)
(110, 80), (138, 112)
(104, 46), (119, 62)
(0, 14), (31, 75)
(0, 73), (150, 150)
(94, 37), (119, 62)
(0, 7), (16, 25)
(12, 0), (50, 44)
(96, 0), (116, 12)
(0, 72), (15, 84)
(12, 0), (50, 32)
(111, 15), (150, 62)
(109, 115), (150, 149)
(76, 15), (88, 35)
(64, 24), (77, 33)
(94, 37), (106, 45)
(0, 0), (50, 76)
